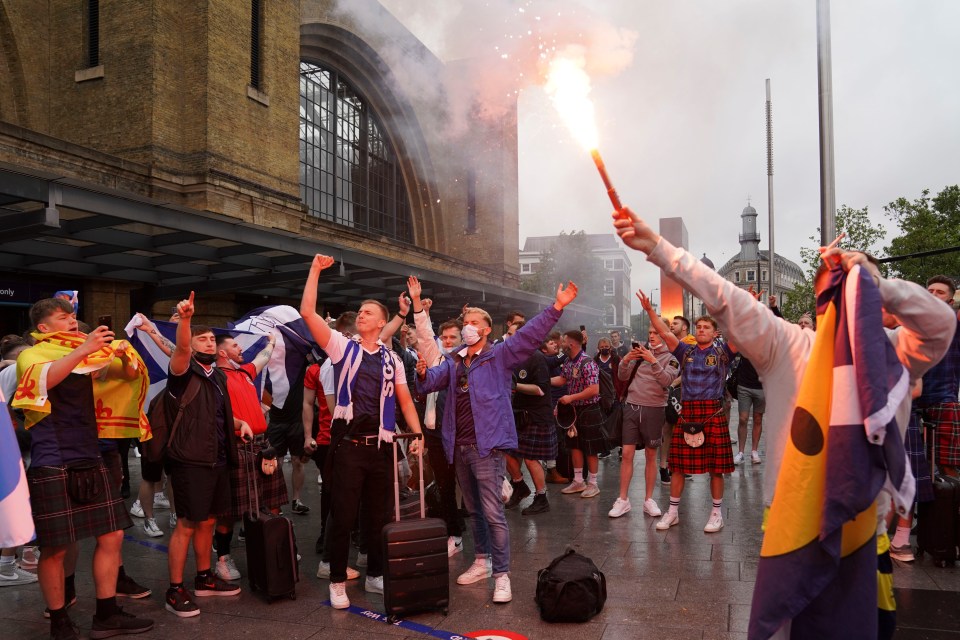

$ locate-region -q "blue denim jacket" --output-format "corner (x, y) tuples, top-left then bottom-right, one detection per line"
(416, 305), (563, 463)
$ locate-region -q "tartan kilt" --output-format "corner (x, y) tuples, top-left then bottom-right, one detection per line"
(905, 411), (934, 503)
(225, 436), (289, 519)
(669, 399), (734, 475)
(514, 411), (558, 460)
(925, 402), (960, 469)
(27, 459), (132, 548)
(564, 402), (609, 457)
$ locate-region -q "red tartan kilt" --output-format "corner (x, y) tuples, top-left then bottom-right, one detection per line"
(669, 399), (734, 475)
(926, 403), (960, 469)
(225, 436), (289, 519)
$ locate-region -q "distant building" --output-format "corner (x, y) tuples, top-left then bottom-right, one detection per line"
(520, 234), (632, 331)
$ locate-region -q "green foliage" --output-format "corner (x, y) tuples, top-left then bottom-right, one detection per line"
(883, 186), (960, 285)
(520, 231), (606, 312)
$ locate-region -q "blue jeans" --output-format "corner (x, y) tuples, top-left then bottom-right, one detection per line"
(454, 445), (510, 576)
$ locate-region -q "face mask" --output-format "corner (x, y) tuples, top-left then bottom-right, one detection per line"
(462, 324), (482, 346)
(599, 348), (610, 356)
(194, 352), (216, 365)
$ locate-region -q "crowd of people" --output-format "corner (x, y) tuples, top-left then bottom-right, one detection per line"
(1, 207), (958, 640)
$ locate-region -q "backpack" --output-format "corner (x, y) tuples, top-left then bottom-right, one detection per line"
(535, 549), (607, 623)
(143, 376), (201, 463)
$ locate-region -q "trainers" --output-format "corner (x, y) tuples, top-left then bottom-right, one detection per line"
(448, 536), (463, 557)
(608, 498), (631, 518)
(142, 518), (163, 538)
(291, 499), (310, 515)
(580, 483), (600, 499)
(20, 546), (40, 568)
(316, 562), (360, 580)
(545, 468), (569, 484)
(456, 559), (492, 585)
(492, 574), (512, 603)
(659, 468), (672, 485)
(317, 473), (323, 485)
(215, 555), (241, 581)
(89, 607), (154, 638)
(643, 498), (663, 517)
(890, 543), (915, 562)
(153, 493), (170, 510)
(129, 500), (144, 518)
(504, 480), (531, 509)
(356, 552), (367, 568)
(560, 481), (586, 494)
(164, 586), (199, 618)
(329, 582), (349, 609)
(521, 493), (550, 515)
(364, 575), (383, 594)
(116, 574), (151, 599)
(193, 573), (241, 597)
(169, 514), (177, 529)
(44, 592), (77, 618)
(751, 450), (762, 464)
(0, 565), (38, 586)
(704, 512), (724, 533)
(733, 452), (744, 465)
(51, 616), (80, 640)
(656, 511), (680, 530)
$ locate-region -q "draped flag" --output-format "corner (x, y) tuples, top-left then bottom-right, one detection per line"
(748, 264), (913, 640)
(125, 318), (269, 404)
(0, 392), (34, 547)
(230, 305), (320, 409)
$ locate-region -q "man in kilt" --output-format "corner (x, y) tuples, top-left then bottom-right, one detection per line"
(15, 298), (153, 639)
(553, 329), (609, 500)
(212, 333), (286, 582)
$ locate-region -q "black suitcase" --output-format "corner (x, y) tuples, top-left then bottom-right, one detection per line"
(381, 433), (449, 620)
(916, 423), (960, 567)
(243, 443), (300, 601)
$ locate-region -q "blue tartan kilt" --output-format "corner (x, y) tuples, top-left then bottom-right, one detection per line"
(905, 411), (934, 503)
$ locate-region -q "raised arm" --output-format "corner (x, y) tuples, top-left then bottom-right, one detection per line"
(250, 333), (276, 376)
(500, 282), (575, 371)
(135, 313), (174, 357)
(169, 291), (195, 376)
(637, 288), (677, 351)
(408, 276), (441, 365)
(380, 292), (410, 344)
(300, 255), (336, 350)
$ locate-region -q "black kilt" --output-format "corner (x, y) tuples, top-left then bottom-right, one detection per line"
(563, 402), (609, 457)
(225, 435), (289, 519)
(514, 410), (558, 460)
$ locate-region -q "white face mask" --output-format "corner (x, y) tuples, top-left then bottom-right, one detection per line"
(461, 324), (482, 346)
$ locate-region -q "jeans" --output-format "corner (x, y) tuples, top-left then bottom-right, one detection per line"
(454, 445), (510, 576)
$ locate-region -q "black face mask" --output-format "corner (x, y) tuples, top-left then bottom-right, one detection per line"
(599, 348), (610, 356)
(194, 352), (216, 365)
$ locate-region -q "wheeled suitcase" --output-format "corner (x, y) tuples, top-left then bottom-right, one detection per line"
(381, 433), (449, 620)
(243, 442), (300, 600)
(915, 422), (960, 567)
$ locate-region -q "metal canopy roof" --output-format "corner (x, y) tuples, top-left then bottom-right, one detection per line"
(0, 163), (600, 321)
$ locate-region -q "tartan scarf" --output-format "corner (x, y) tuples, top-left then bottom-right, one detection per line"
(333, 337), (397, 445)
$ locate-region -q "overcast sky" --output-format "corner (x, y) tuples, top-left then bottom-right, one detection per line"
(379, 0), (960, 312)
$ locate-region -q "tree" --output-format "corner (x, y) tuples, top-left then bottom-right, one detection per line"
(520, 230), (606, 315)
(883, 186), (960, 285)
(780, 205), (886, 322)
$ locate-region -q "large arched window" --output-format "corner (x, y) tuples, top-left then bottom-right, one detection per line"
(299, 61), (412, 242)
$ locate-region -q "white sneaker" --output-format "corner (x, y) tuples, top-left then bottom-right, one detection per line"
(153, 492), (171, 509)
(751, 450), (762, 464)
(580, 483), (600, 499)
(704, 512), (724, 533)
(0, 565), (39, 586)
(560, 481), (586, 494)
(169, 513), (178, 529)
(216, 555), (241, 581)
(733, 452), (744, 465)
(492, 574), (512, 603)
(356, 552), (368, 568)
(457, 559), (492, 585)
(643, 498), (663, 517)
(608, 498), (631, 518)
(317, 473), (323, 485)
(19, 547), (39, 568)
(129, 500), (145, 518)
(133, 448), (141, 458)
(448, 536), (463, 557)
(656, 511), (680, 530)
(364, 575), (383, 594)
(143, 518), (163, 538)
(329, 582), (350, 609)
(316, 561), (360, 580)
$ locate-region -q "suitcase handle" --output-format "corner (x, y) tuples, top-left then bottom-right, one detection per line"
(245, 439), (261, 519)
(391, 433), (425, 522)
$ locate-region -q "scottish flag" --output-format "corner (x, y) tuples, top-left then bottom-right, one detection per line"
(749, 264), (912, 639)
(0, 393), (34, 547)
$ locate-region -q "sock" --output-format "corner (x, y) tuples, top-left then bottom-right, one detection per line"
(0, 555), (15, 568)
(573, 468), (584, 483)
(169, 582), (184, 591)
(892, 525), (912, 548)
(215, 530), (233, 559)
(511, 476), (524, 484)
(668, 497), (680, 515)
(545, 460), (556, 470)
(197, 568), (213, 578)
(535, 488), (546, 495)
(712, 499), (723, 515)
(94, 596), (118, 620)
(48, 607), (70, 625)
(587, 472), (598, 485)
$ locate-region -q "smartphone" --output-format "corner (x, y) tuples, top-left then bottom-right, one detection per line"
(579, 325), (586, 331)
(97, 315), (113, 331)
(632, 341), (640, 349)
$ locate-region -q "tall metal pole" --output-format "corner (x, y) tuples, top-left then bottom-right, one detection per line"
(765, 79), (776, 305)
(816, 0), (837, 245)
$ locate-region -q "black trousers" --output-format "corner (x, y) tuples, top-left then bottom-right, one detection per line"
(425, 432), (463, 537)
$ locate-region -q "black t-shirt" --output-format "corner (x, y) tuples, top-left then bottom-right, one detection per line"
(454, 359), (477, 446)
(513, 351), (554, 425)
(737, 356), (761, 390)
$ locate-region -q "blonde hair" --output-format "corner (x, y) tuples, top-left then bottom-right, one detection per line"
(462, 307), (492, 327)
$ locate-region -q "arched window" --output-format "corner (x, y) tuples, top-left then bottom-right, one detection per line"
(299, 61), (412, 242)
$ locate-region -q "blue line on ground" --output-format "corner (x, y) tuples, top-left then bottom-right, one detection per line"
(323, 600), (471, 640)
(123, 534), (170, 554)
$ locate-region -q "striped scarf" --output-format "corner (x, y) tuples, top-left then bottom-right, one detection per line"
(333, 338), (397, 445)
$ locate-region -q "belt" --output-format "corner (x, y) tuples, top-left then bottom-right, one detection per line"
(345, 435), (379, 446)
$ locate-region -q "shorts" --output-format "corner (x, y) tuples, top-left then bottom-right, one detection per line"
(267, 419), (306, 458)
(621, 404), (665, 449)
(737, 386), (766, 414)
(167, 463), (231, 523)
(140, 456), (164, 483)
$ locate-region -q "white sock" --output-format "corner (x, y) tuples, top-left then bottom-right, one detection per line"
(0, 555), (15, 568)
(668, 497), (680, 515)
(892, 525), (912, 548)
(573, 468), (584, 483)
(587, 472), (598, 485)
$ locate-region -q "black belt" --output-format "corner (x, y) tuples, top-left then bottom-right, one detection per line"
(345, 435), (379, 446)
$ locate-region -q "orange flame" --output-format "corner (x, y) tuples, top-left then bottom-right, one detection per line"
(544, 52), (599, 151)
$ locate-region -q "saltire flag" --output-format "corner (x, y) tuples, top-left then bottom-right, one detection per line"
(230, 305), (320, 410)
(0, 391), (35, 547)
(125, 318), (269, 404)
(748, 263), (913, 639)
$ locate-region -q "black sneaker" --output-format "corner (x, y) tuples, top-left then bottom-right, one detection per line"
(194, 573), (241, 597)
(165, 586), (199, 618)
(505, 481), (530, 509)
(315, 534), (325, 555)
(50, 616), (80, 640)
(116, 574), (151, 599)
(44, 593), (77, 619)
(90, 608), (154, 638)
(659, 468), (672, 485)
(291, 499), (310, 515)
(521, 493), (550, 515)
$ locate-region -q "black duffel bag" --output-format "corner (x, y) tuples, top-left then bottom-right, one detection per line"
(535, 549), (607, 622)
